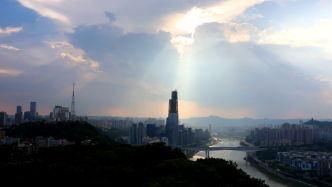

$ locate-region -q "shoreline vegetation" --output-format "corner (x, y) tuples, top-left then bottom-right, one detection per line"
(254, 164), (304, 187)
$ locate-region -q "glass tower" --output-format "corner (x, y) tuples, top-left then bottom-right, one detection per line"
(166, 90), (179, 146)
(16, 106), (22, 114)
(30, 102), (37, 122)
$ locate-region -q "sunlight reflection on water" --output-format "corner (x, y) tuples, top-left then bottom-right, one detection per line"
(190, 139), (287, 187)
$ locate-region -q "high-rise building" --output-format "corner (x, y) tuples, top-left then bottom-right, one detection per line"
(137, 122), (144, 145)
(17, 106), (22, 114)
(0, 111), (7, 127)
(70, 83), (76, 119)
(0, 130), (5, 139)
(157, 119), (165, 126)
(52, 106), (62, 119)
(209, 124), (211, 134)
(147, 124), (156, 138)
(129, 122), (145, 145)
(24, 111), (30, 121)
(59, 107), (70, 121)
(30, 102), (37, 122)
(15, 106), (23, 124)
(317, 159), (329, 176)
(129, 123), (138, 145)
(166, 90), (179, 146)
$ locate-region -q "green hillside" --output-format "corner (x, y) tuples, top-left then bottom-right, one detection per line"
(4, 121), (113, 144)
(304, 118), (332, 128)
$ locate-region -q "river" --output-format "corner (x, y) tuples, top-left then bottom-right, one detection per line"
(191, 138), (287, 187)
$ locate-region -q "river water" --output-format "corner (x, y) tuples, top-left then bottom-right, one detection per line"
(191, 138), (287, 187)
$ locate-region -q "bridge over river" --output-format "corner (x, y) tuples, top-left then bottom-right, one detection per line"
(180, 146), (268, 158)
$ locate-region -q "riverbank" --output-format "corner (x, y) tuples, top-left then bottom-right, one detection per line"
(254, 164), (303, 187)
(249, 155), (317, 187)
(185, 138), (219, 158)
(191, 138), (290, 186)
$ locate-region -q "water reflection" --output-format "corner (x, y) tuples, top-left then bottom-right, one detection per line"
(191, 139), (287, 187)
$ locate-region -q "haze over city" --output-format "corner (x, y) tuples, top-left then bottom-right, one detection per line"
(2, 0), (332, 119)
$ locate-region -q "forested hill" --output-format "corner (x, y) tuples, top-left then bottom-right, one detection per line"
(304, 118), (332, 128)
(0, 143), (268, 187)
(4, 121), (114, 144)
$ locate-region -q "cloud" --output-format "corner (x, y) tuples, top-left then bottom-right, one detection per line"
(61, 53), (86, 62)
(171, 36), (194, 55)
(66, 24), (179, 74)
(45, 41), (72, 49)
(17, 0), (270, 35)
(18, 0), (69, 23)
(175, 23), (332, 118)
(0, 44), (20, 50)
(104, 11), (117, 23)
(0, 69), (21, 76)
(162, 0), (267, 35)
(0, 27), (22, 35)
(3, 0), (332, 119)
(219, 22), (258, 43)
(259, 19), (332, 59)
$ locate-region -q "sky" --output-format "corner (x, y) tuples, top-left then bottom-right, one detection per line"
(1, 0), (332, 119)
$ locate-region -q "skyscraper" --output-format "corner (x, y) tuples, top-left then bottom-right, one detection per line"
(147, 124), (156, 138)
(15, 106), (23, 124)
(0, 111), (7, 127)
(166, 90), (179, 146)
(129, 123), (145, 145)
(53, 106), (62, 119)
(24, 111), (30, 121)
(129, 123), (138, 145)
(17, 106), (22, 114)
(70, 83), (76, 120)
(30, 102), (37, 122)
(137, 122), (144, 145)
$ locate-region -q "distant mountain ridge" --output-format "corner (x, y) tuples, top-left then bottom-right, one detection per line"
(180, 115), (332, 126)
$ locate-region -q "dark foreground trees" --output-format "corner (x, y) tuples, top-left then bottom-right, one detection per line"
(0, 143), (268, 187)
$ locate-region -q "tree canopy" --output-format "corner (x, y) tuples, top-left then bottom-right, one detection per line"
(5, 121), (113, 144)
(1, 122), (268, 186)
(0, 143), (268, 187)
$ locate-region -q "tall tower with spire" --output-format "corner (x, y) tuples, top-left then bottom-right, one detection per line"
(70, 83), (76, 119)
(166, 90), (179, 146)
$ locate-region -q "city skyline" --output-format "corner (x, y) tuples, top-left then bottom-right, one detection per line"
(2, 1), (332, 118)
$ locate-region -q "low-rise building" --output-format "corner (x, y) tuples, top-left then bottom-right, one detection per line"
(1, 136), (20, 144)
(17, 141), (39, 155)
(277, 151), (318, 171)
(35, 136), (63, 147)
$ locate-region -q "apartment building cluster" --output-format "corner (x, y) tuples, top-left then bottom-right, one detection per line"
(276, 151), (332, 177)
(314, 127), (332, 142)
(0, 103), (38, 127)
(129, 122), (210, 147)
(0, 130), (74, 155)
(88, 117), (165, 130)
(250, 123), (313, 146)
(129, 123), (169, 146)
